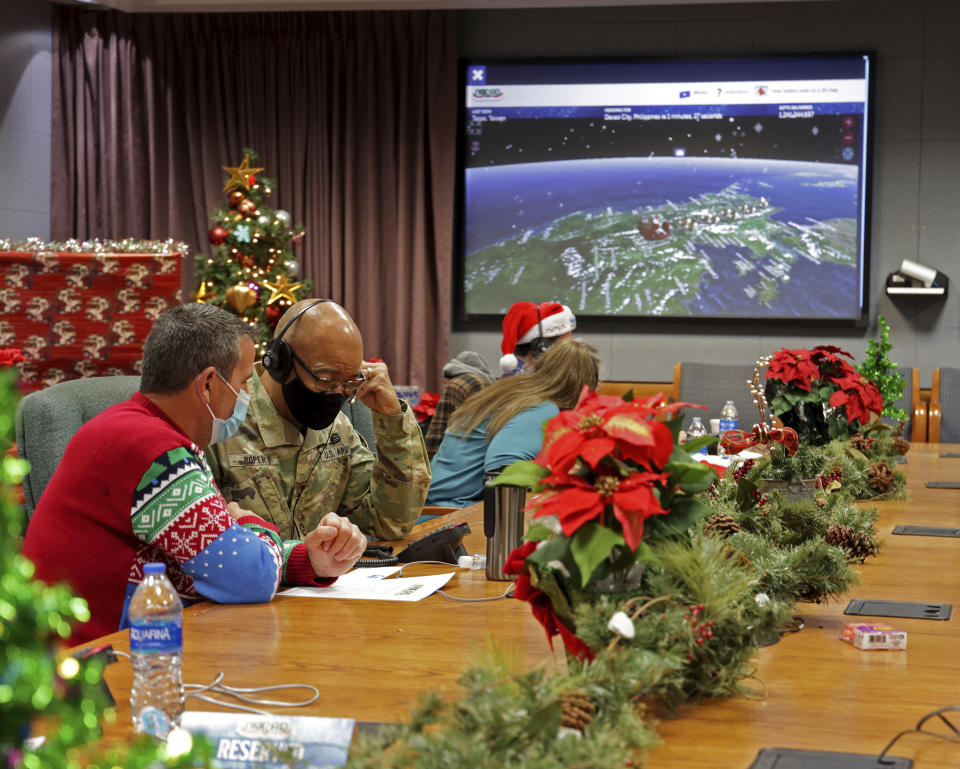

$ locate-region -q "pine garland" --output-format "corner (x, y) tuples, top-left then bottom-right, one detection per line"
(347, 646), (661, 769)
(764, 443), (827, 481)
(702, 451), (881, 602)
(572, 535), (793, 711)
(821, 438), (908, 501)
(726, 532), (859, 604)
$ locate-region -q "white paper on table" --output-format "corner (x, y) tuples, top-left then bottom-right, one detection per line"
(280, 570), (454, 602)
(700, 449), (763, 470)
(336, 565), (403, 581)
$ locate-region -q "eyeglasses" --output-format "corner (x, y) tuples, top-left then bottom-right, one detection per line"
(290, 349), (365, 396)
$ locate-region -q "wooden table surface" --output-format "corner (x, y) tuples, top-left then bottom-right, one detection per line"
(82, 444), (960, 766)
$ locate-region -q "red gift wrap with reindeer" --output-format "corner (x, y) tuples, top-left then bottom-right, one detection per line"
(0, 242), (183, 391)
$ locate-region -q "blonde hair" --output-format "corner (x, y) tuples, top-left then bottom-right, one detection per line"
(448, 338), (601, 440)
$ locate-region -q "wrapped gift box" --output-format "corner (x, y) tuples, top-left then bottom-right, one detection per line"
(0, 249), (182, 391)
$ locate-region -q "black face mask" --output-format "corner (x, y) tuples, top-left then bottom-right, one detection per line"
(282, 372), (347, 430)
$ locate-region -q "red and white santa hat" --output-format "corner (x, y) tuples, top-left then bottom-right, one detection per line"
(499, 301), (577, 374)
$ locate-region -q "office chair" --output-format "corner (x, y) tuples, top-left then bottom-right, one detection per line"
(16, 375), (142, 519)
(670, 361), (758, 429)
(928, 368), (960, 443)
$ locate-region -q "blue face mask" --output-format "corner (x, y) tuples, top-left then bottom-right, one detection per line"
(200, 372), (251, 445)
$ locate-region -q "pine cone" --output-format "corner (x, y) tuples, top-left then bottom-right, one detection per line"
(825, 523), (878, 561)
(560, 691), (597, 732)
(892, 435), (910, 455)
(868, 462), (895, 492)
(849, 433), (874, 452)
(704, 512), (741, 538)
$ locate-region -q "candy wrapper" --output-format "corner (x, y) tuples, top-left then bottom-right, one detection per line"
(840, 622), (907, 650)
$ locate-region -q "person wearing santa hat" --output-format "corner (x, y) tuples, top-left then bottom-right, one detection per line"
(499, 301), (577, 377)
(426, 338), (600, 509)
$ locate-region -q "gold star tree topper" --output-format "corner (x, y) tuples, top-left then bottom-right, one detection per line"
(222, 154), (265, 191)
(261, 274), (304, 305)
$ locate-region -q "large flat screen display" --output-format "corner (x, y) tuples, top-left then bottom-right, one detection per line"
(457, 54), (873, 322)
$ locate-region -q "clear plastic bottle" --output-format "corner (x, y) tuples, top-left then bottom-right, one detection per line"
(129, 562), (184, 740)
(687, 416), (708, 455)
(718, 400), (739, 457)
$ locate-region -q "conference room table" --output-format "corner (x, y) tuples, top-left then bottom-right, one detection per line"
(80, 444), (960, 767)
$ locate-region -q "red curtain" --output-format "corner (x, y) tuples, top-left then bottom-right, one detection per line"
(51, 8), (456, 389)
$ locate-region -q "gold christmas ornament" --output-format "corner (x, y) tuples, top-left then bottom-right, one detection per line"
(193, 282), (211, 304)
(222, 154), (265, 192)
(261, 274), (304, 305)
(225, 283), (258, 313)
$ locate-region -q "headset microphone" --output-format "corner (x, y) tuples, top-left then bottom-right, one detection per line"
(529, 303), (551, 357)
(261, 298), (332, 382)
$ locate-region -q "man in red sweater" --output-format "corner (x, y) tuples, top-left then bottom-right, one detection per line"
(23, 303), (366, 646)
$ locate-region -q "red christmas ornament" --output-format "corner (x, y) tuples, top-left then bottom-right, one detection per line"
(247, 173), (257, 187)
(266, 304), (282, 327)
(209, 226), (229, 246)
(238, 199), (257, 216)
(291, 231), (305, 247)
(228, 189), (245, 208)
(235, 253), (255, 267)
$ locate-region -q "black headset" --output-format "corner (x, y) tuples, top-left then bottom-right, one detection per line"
(528, 304), (552, 357)
(261, 298), (332, 382)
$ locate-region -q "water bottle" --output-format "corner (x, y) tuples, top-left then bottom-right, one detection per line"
(718, 400), (739, 457)
(129, 562), (184, 740)
(687, 416), (708, 455)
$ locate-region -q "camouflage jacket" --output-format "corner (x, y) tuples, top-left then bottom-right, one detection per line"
(206, 366), (431, 541)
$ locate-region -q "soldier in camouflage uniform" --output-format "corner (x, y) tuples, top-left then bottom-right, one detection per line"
(207, 300), (430, 541)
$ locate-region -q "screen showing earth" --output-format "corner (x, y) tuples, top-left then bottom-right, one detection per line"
(459, 57), (871, 321)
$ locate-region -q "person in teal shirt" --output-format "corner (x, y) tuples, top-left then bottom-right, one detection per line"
(427, 339), (601, 508)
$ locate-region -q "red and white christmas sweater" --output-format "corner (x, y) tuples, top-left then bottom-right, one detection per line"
(23, 392), (329, 646)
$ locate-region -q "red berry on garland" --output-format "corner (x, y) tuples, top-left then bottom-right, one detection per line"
(228, 189), (245, 208)
(209, 226), (229, 245)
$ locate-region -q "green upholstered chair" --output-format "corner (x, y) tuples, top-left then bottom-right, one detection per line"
(16, 376), (142, 519)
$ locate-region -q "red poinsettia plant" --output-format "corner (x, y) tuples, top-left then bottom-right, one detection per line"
(765, 345), (882, 446)
(412, 391), (440, 424)
(493, 389), (715, 659)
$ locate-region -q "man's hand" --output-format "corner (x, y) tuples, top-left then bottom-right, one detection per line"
(303, 513), (367, 578)
(226, 502), (254, 520)
(356, 360), (402, 415)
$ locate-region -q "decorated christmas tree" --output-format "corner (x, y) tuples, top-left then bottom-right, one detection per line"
(194, 149), (312, 355)
(857, 315), (907, 422)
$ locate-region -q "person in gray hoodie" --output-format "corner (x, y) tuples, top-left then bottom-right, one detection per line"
(424, 351), (494, 459)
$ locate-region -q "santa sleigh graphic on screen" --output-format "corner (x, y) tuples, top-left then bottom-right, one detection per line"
(638, 217), (671, 241)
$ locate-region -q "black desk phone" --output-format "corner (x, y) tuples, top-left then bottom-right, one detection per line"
(397, 521), (471, 565)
